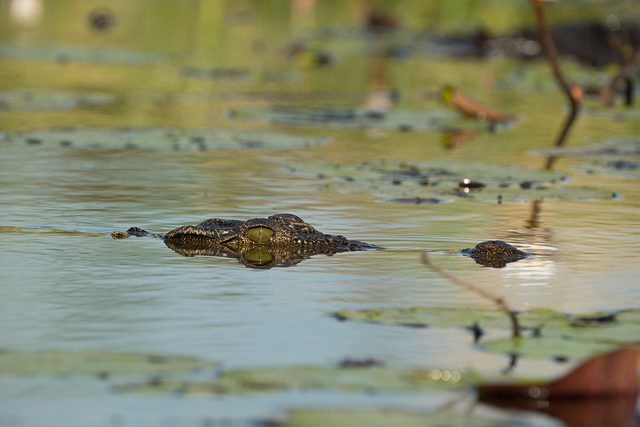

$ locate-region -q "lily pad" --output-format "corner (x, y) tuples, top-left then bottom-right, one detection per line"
(5, 127), (330, 151)
(237, 106), (491, 132)
(533, 136), (640, 178)
(0, 90), (117, 112)
(533, 136), (640, 158)
(272, 408), (504, 427)
(584, 105), (640, 121)
(482, 337), (616, 361)
(180, 67), (300, 83)
(333, 306), (640, 360)
(333, 306), (564, 330)
(0, 44), (165, 64)
(0, 350), (216, 377)
(114, 365), (469, 396)
(286, 160), (613, 203)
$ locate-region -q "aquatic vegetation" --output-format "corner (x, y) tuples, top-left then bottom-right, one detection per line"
(333, 306), (640, 360)
(533, 136), (640, 178)
(0, 44), (165, 64)
(237, 106), (490, 132)
(180, 67), (300, 83)
(4, 127), (330, 151)
(114, 364), (469, 396)
(265, 407), (505, 427)
(479, 347), (640, 427)
(0, 90), (117, 112)
(0, 350), (216, 377)
(285, 160), (614, 203)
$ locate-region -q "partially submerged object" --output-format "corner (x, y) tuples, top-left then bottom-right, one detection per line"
(461, 240), (529, 268)
(113, 214), (377, 268)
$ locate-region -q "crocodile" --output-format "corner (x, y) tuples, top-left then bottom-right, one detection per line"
(461, 240), (529, 268)
(112, 213), (377, 269)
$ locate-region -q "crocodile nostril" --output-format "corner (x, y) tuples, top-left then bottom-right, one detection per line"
(247, 226), (274, 244)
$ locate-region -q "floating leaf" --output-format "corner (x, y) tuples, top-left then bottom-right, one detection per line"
(0, 350), (216, 377)
(115, 365), (470, 396)
(333, 306), (564, 330)
(272, 408), (505, 427)
(0, 90), (116, 112)
(532, 136), (640, 178)
(584, 105), (640, 121)
(482, 337), (616, 361)
(478, 346), (640, 398)
(287, 160), (613, 203)
(334, 306), (640, 360)
(240, 106), (490, 132)
(6, 127), (330, 151)
(532, 136), (640, 158)
(0, 44), (165, 64)
(481, 394), (638, 427)
(180, 67), (300, 83)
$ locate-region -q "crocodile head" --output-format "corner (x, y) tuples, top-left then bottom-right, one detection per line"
(163, 213), (375, 252)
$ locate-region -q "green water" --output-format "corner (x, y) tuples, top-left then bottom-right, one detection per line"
(1, 1), (639, 426)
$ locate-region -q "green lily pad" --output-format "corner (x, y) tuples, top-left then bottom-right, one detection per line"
(495, 64), (609, 94)
(286, 160), (613, 203)
(180, 67), (300, 83)
(481, 337), (616, 360)
(584, 105), (640, 121)
(333, 306), (563, 330)
(0, 350), (216, 377)
(0, 90), (116, 112)
(0, 44), (165, 64)
(5, 127), (330, 151)
(114, 365), (470, 396)
(533, 136), (640, 178)
(237, 107), (491, 132)
(334, 306), (640, 360)
(533, 136), (640, 158)
(273, 407), (510, 427)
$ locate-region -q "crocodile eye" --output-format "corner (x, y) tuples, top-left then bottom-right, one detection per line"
(247, 226), (273, 244)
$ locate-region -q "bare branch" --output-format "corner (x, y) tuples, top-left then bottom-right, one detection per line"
(421, 253), (521, 339)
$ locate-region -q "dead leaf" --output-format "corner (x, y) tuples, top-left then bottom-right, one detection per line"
(478, 346), (640, 399)
(481, 395), (638, 427)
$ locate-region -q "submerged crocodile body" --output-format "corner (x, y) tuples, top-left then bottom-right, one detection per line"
(461, 240), (528, 268)
(112, 213), (377, 268)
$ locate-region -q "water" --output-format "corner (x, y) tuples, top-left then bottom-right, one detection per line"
(1, 2), (639, 426)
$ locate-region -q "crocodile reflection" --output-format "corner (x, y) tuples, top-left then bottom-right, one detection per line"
(112, 213), (377, 269)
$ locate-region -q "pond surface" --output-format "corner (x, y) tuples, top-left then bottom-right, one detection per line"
(1, 2), (639, 426)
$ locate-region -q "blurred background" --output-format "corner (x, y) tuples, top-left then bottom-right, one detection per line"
(0, 1), (639, 427)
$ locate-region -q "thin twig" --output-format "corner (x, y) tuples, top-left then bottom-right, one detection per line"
(602, 49), (640, 107)
(421, 253), (521, 339)
(531, 0), (582, 170)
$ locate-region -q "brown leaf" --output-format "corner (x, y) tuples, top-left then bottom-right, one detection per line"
(478, 346), (640, 399)
(481, 395), (638, 427)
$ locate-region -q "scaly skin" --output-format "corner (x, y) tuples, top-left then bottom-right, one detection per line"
(461, 240), (528, 268)
(113, 213), (377, 268)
